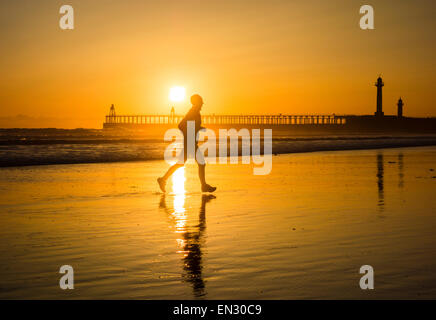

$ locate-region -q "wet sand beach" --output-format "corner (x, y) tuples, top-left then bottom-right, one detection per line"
(0, 146), (435, 299)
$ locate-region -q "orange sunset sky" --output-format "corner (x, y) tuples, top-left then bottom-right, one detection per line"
(0, 0), (435, 128)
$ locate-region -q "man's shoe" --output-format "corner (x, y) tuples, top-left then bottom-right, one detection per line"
(157, 177), (166, 193)
(201, 184), (216, 193)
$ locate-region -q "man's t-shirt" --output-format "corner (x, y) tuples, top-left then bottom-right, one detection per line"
(178, 107), (202, 159)
(178, 107), (202, 138)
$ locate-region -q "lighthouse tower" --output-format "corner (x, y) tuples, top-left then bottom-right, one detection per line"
(397, 97), (404, 118)
(109, 104), (116, 123)
(374, 76), (384, 117)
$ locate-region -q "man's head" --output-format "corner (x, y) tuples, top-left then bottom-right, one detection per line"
(191, 94), (204, 110)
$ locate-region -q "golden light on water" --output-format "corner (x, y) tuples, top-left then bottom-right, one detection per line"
(169, 86), (186, 103)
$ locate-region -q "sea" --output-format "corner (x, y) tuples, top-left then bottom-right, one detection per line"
(1, 128), (436, 167)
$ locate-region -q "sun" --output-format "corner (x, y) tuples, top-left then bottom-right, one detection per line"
(169, 86), (186, 102)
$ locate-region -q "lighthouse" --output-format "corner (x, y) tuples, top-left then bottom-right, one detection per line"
(397, 97), (404, 118)
(109, 104), (116, 123)
(374, 76), (384, 117)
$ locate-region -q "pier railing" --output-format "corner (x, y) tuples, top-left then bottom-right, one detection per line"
(104, 114), (346, 125)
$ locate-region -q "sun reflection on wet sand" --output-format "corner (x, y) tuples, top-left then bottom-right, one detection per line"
(172, 167), (186, 235)
(172, 167), (186, 196)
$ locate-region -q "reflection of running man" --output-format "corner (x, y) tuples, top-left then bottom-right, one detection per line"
(157, 94), (216, 193)
(159, 194), (216, 297)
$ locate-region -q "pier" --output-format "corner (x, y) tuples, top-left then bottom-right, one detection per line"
(102, 106), (436, 134)
(104, 107), (346, 128)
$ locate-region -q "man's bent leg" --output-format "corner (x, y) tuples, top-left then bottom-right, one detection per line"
(158, 147), (186, 192)
(163, 163), (184, 181)
(157, 163), (184, 192)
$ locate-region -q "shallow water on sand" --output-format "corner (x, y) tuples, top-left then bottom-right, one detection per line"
(0, 146), (435, 299)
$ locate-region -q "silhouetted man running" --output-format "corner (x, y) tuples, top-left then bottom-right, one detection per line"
(157, 94), (216, 193)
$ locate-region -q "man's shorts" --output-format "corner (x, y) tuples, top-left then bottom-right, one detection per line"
(178, 140), (205, 164)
